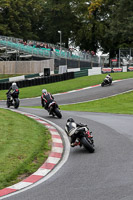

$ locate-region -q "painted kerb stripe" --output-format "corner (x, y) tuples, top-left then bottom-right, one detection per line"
(0, 110), (64, 198)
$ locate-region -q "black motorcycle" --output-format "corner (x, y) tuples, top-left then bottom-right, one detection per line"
(6, 93), (20, 109)
(48, 101), (62, 118)
(73, 127), (95, 153)
(101, 77), (112, 87)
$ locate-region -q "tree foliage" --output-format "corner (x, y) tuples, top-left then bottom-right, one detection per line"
(0, 0), (44, 40)
(38, 0), (77, 48)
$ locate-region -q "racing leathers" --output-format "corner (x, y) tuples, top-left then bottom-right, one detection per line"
(41, 92), (54, 110)
(7, 85), (19, 99)
(104, 75), (112, 84)
(65, 121), (92, 147)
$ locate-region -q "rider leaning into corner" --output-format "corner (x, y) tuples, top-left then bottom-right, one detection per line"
(104, 74), (112, 83)
(6, 82), (19, 99)
(41, 89), (54, 113)
(65, 118), (93, 147)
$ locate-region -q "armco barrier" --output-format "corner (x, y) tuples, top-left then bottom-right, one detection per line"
(0, 72), (74, 90)
(25, 73), (40, 79)
(74, 70), (88, 78)
(0, 78), (9, 83)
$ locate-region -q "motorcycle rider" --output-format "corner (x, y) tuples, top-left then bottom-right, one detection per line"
(41, 89), (54, 112)
(65, 118), (93, 147)
(104, 74), (112, 83)
(6, 82), (19, 100)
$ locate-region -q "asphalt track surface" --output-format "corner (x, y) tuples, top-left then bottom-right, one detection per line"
(1, 78), (133, 200)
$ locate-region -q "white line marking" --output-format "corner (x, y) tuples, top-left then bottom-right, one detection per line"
(8, 182), (32, 190)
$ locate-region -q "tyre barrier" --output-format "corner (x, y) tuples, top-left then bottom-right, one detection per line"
(0, 72), (74, 90)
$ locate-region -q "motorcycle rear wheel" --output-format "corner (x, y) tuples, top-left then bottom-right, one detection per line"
(80, 137), (95, 153)
(14, 98), (19, 109)
(54, 108), (62, 118)
(101, 82), (104, 87)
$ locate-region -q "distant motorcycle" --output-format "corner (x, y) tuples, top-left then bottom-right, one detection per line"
(48, 101), (62, 118)
(70, 126), (95, 153)
(6, 93), (20, 109)
(101, 77), (112, 87)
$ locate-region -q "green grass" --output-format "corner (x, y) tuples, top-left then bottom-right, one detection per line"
(60, 91), (133, 115)
(0, 108), (51, 189)
(1, 72), (133, 100)
(0, 74), (24, 79)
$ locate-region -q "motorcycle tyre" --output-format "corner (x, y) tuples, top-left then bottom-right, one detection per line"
(80, 137), (95, 153)
(6, 100), (10, 108)
(14, 98), (19, 109)
(54, 108), (62, 118)
(101, 82), (104, 87)
(109, 80), (112, 86)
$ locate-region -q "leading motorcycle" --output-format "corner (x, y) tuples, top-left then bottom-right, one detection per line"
(48, 101), (62, 118)
(101, 77), (112, 87)
(6, 93), (20, 109)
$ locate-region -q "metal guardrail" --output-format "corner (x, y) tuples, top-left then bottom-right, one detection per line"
(74, 70), (88, 78)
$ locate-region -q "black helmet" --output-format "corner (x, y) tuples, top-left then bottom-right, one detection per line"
(67, 118), (75, 123)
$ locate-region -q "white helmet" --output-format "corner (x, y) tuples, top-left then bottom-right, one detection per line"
(12, 82), (16, 86)
(42, 89), (47, 94)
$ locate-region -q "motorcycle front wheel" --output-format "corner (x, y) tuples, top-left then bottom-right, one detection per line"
(80, 137), (95, 153)
(54, 108), (62, 118)
(6, 100), (10, 108)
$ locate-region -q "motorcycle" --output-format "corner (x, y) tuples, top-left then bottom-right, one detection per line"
(6, 93), (20, 109)
(101, 77), (112, 87)
(71, 126), (95, 153)
(48, 101), (62, 118)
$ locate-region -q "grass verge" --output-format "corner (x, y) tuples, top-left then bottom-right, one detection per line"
(0, 108), (51, 189)
(60, 91), (133, 115)
(1, 72), (133, 100)
(0, 74), (24, 79)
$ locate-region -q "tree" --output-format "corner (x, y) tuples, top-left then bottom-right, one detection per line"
(70, 0), (124, 58)
(70, 0), (106, 52)
(0, 0), (44, 40)
(0, 0), (133, 58)
(108, 0), (133, 48)
(98, 0), (133, 59)
(38, 0), (77, 48)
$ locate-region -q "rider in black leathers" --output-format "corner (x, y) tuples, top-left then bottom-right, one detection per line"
(41, 89), (54, 112)
(65, 118), (93, 147)
(104, 74), (112, 84)
(6, 82), (19, 99)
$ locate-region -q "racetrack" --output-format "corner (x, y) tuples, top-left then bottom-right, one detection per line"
(16, 78), (133, 106)
(1, 78), (133, 200)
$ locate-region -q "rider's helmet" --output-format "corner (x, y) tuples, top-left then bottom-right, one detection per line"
(67, 118), (75, 123)
(42, 89), (47, 94)
(12, 82), (16, 86)
(106, 74), (110, 78)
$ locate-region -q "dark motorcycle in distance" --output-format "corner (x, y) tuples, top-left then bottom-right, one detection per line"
(48, 101), (62, 118)
(6, 93), (20, 109)
(73, 127), (95, 153)
(101, 77), (112, 87)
